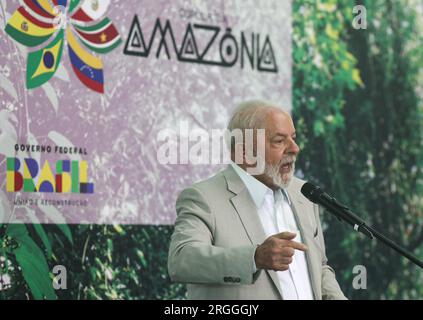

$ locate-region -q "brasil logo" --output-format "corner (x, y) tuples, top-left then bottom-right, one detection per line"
(6, 157), (94, 194)
(4, 0), (122, 93)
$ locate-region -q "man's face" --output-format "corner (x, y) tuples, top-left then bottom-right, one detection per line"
(258, 110), (300, 189)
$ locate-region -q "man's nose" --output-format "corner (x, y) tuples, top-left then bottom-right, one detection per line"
(287, 138), (300, 155)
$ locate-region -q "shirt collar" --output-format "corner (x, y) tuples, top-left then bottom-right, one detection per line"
(230, 162), (291, 208)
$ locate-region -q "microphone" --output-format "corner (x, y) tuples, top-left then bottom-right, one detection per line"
(301, 182), (374, 238)
(300, 181), (423, 269)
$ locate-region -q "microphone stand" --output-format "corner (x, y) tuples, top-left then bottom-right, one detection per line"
(324, 196), (423, 269)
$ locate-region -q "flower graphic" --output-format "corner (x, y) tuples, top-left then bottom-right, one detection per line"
(5, 0), (122, 93)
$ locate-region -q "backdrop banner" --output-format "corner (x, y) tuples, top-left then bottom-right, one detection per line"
(0, 0), (291, 224)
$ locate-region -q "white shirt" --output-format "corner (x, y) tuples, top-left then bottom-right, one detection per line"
(231, 162), (314, 300)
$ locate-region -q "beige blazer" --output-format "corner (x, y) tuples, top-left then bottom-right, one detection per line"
(168, 166), (347, 300)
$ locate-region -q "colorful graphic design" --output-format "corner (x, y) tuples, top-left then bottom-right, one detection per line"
(4, 0), (121, 93)
(6, 157), (94, 194)
(0, 0), (291, 224)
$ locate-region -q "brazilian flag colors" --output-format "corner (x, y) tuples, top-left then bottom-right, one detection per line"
(4, 0), (121, 93)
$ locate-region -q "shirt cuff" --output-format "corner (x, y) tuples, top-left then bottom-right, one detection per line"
(252, 245), (258, 273)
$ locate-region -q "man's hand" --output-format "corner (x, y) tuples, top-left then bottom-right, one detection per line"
(254, 232), (308, 271)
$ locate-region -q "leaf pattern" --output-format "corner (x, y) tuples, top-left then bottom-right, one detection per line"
(0, 72), (18, 101)
(41, 83), (59, 113)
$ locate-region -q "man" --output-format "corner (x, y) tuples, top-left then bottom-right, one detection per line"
(168, 100), (346, 300)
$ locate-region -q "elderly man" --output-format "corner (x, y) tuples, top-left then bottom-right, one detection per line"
(168, 100), (346, 300)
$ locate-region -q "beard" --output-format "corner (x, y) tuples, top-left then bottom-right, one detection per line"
(264, 155), (296, 189)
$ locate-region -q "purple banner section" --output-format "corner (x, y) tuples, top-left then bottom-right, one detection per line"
(0, 0), (291, 224)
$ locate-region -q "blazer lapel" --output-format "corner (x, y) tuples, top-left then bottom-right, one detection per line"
(230, 189), (266, 246)
(287, 188), (321, 300)
(222, 166), (284, 298)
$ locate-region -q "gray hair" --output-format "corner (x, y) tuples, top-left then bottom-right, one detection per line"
(227, 100), (278, 131)
(227, 100), (285, 153)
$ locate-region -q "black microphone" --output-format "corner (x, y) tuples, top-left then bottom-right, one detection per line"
(300, 181), (423, 268)
(301, 182), (374, 238)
